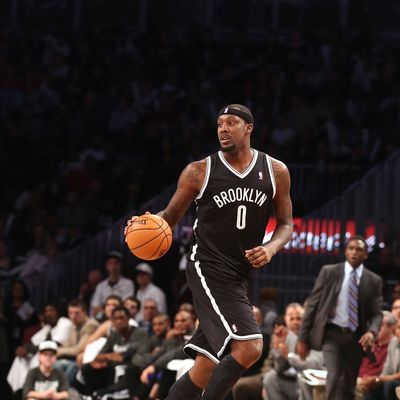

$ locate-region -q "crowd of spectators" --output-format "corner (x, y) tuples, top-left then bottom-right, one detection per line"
(1, 27), (400, 272)
(2, 273), (400, 400)
(1, 23), (400, 400)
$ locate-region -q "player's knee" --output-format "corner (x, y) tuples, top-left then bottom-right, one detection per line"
(247, 338), (263, 362)
(232, 338), (263, 366)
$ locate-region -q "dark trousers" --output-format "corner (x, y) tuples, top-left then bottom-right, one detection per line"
(81, 364), (115, 395)
(322, 324), (363, 400)
(125, 364), (152, 400)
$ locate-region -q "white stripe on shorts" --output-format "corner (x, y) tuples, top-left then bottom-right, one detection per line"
(193, 260), (262, 358)
(184, 343), (220, 365)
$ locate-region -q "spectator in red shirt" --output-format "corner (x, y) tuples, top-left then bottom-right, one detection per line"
(358, 310), (396, 398)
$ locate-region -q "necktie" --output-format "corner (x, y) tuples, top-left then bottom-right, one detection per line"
(348, 269), (359, 332)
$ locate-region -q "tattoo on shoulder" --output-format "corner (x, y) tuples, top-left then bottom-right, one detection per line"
(271, 159), (288, 185)
(185, 161), (205, 184)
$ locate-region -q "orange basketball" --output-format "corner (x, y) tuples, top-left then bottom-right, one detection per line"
(125, 214), (172, 260)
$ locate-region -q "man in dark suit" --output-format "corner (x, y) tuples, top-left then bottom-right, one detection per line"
(297, 235), (383, 400)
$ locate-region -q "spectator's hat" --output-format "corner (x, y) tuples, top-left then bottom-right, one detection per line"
(105, 250), (123, 261)
(39, 340), (58, 353)
(135, 263), (153, 277)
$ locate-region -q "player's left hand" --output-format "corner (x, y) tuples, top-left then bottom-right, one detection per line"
(245, 245), (276, 268)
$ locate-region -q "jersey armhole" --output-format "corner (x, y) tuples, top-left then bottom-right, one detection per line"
(196, 156), (211, 200)
(266, 154), (276, 198)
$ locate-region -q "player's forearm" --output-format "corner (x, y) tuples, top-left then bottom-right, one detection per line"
(265, 222), (293, 254)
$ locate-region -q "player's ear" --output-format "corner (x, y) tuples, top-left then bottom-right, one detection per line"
(245, 123), (253, 135)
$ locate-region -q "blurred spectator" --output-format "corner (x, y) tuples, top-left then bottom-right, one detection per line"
(138, 298), (159, 335)
(81, 306), (147, 395)
(231, 303), (304, 400)
(359, 318), (400, 399)
(358, 310), (396, 399)
(0, 295), (11, 400)
(54, 300), (99, 384)
(391, 299), (400, 321)
(137, 310), (196, 399)
(90, 251), (134, 319)
(123, 296), (141, 323)
(75, 295), (123, 369)
(134, 263), (167, 319)
(77, 270), (102, 311)
(262, 304), (313, 400)
(177, 302), (196, 322)
(3, 280), (38, 356)
(22, 341), (69, 400)
(95, 313), (171, 399)
(391, 282), (400, 303)
(7, 302), (72, 393)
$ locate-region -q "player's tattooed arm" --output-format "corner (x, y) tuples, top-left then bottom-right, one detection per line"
(184, 160), (206, 186)
(158, 159), (206, 229)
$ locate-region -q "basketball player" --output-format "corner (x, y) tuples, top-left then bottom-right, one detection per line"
(125, 104), (293, 400)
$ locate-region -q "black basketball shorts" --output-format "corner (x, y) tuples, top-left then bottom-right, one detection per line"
(183, 260), (262, 364)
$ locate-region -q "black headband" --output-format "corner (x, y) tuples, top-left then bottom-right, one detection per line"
(217, 105), (254, 124)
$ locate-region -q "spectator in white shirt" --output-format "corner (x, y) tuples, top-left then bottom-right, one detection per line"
(90, 251), (134, 319)
(134, 263), (167, 321)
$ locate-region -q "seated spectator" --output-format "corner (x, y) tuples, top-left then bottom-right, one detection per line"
(76, 295), (122, 368)
(262, 304), (321, 400)
(123, 296), (141, 325)
(134, 263), (167, 318)
(391, 282), (400, 303)
(54, 300), (99, 384)
(78, 270), (102, 311)
(138, 298), (159, 335)
(93, 313), (171, 399)
(177, 302), (196, 322)
(23, 341), (69, 400)
(136, 310), (196, 400)
(358, 318), (400, 400)
(7, 302), (72, 393)
(90, 251), (134, 319)
(358, 310), (396, 399)
(231, 303), (304, 400)
(392, 299), (400, 321)
(81, 306), (147, 396)
(0, 295), (10, 398)
(3, 280), (38, 355)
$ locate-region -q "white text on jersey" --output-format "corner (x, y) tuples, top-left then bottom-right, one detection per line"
(213, 188), (268, 208)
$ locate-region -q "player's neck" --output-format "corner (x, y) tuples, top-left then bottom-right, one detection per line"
(222, 148), (254, 173)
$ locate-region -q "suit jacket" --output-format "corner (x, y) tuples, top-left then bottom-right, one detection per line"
(299, 262), (383, 350)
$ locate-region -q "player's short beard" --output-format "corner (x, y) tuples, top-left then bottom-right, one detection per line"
(220, 143), (235, 153)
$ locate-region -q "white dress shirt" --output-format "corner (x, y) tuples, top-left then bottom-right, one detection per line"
(90, 276), (134, 310)
(330, 261), (363, 328)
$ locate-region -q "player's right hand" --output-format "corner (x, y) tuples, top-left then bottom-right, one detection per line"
(124, 212), (150, 237)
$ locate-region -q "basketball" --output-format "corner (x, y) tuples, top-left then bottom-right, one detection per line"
(125, 214), (173, 260)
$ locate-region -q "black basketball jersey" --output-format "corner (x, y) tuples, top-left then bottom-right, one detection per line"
(189, 149), (275, 278)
